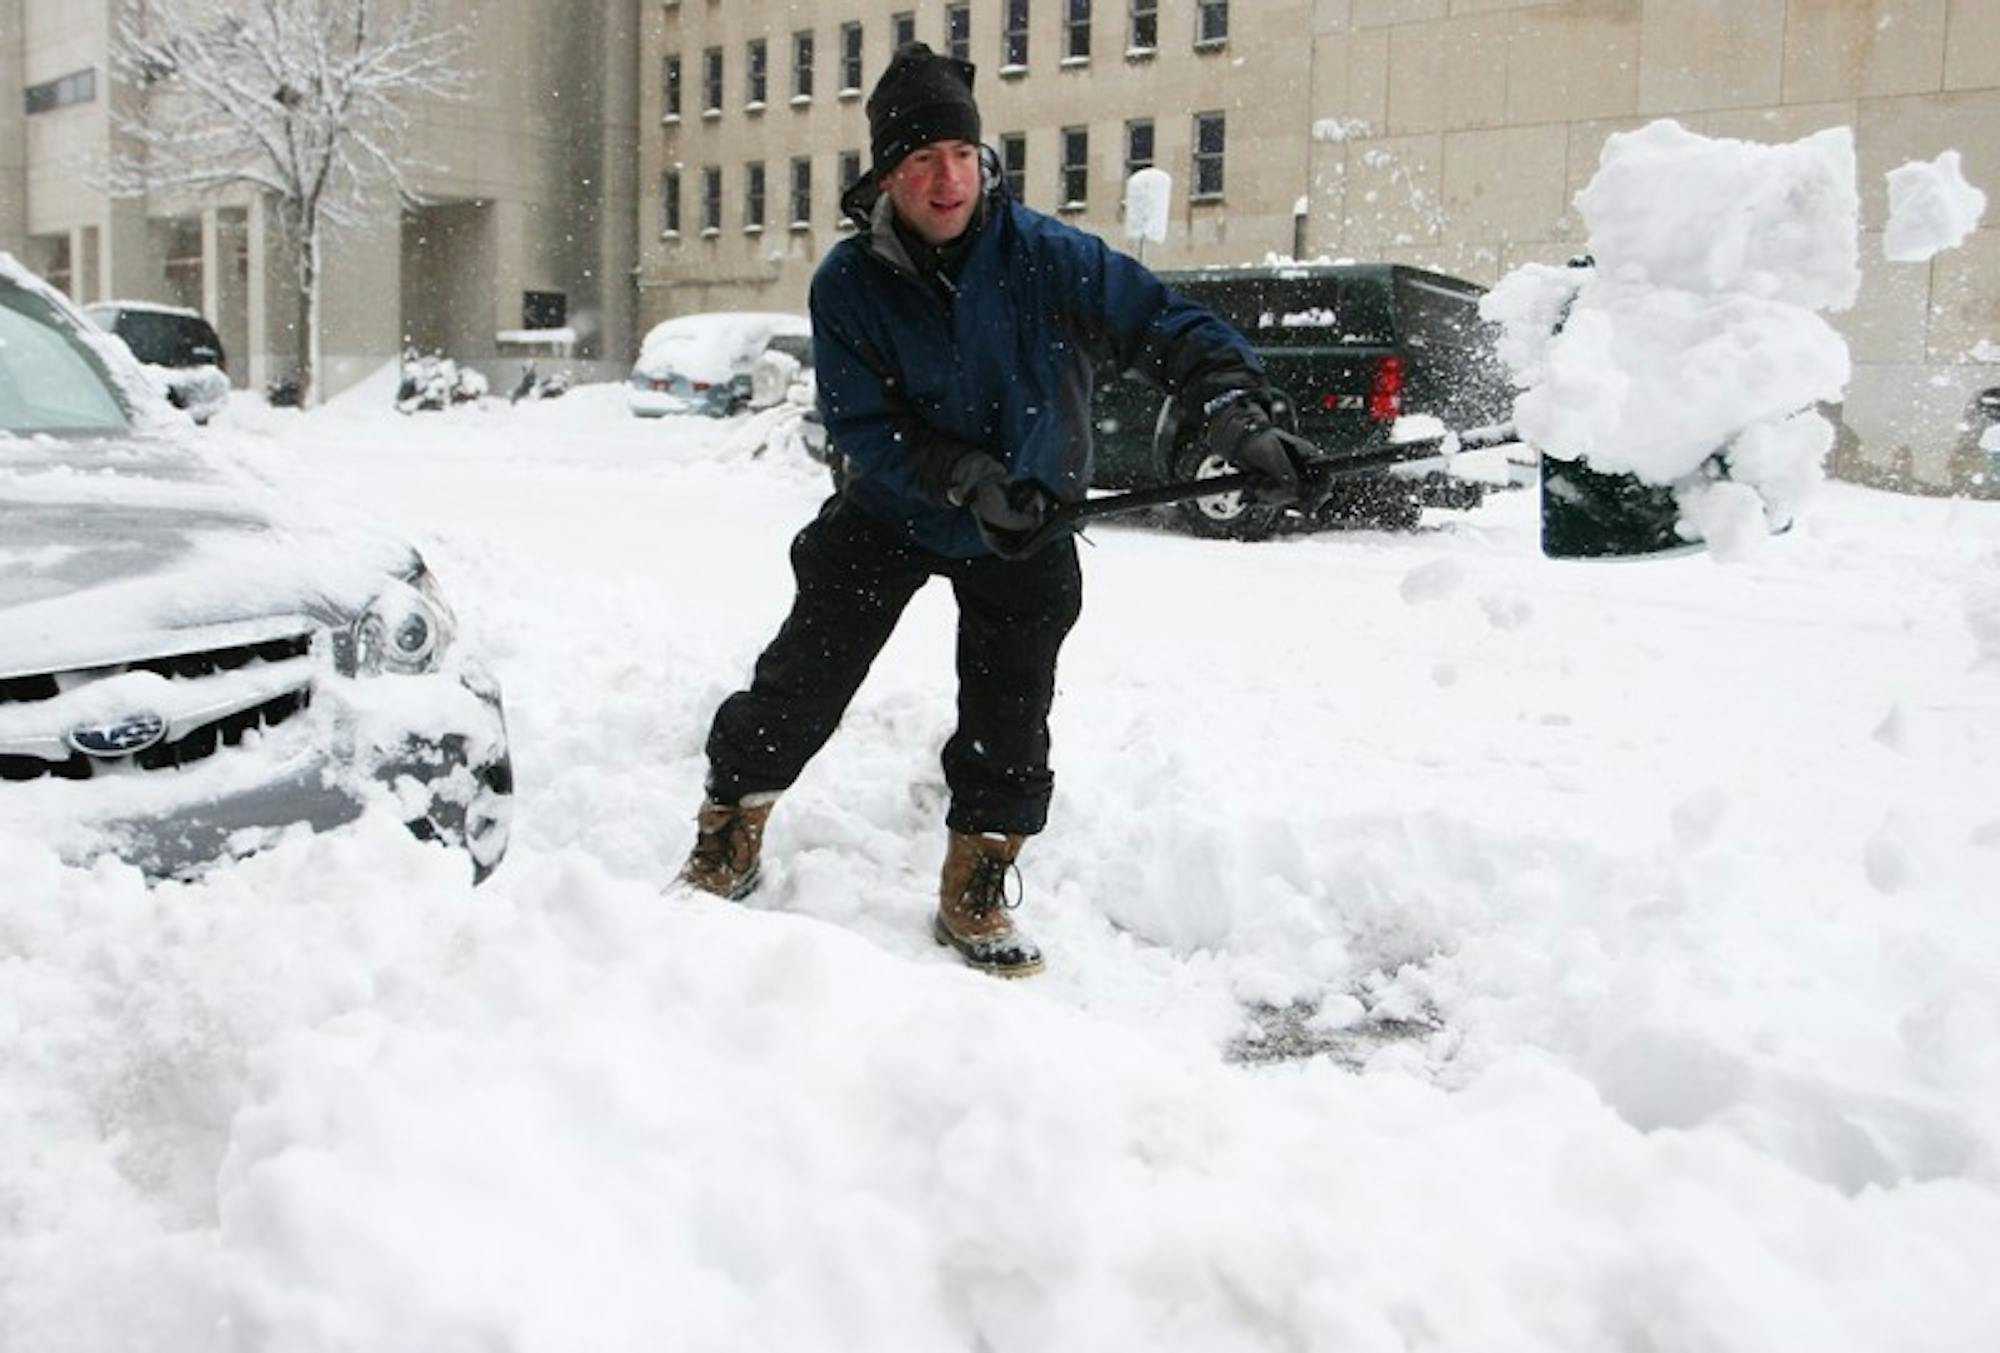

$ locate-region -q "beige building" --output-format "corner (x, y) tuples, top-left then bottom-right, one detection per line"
(0, 0), (642, 398)
(640, 0), (2000, 492)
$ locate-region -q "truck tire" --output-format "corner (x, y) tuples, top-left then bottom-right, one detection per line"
(1170, 433), (1284, 541)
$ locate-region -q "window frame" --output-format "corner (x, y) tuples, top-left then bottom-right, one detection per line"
(839, 21), (864, 95)
(1191, 111), (1225, 201)
(661, 168), (682, 237)
(1059, 125), (1089, 211)
(1000, 132), (1028, 204)
(661, 54), (681, 121)
(1064, 0), (1091, 62)
(746, 38), (768, 107)
(701, 165), (723, 235)
(790, 156), (814, 229)
(702, 46), (723, 116)
(1195, 0), (1227, 48)
(1001, 0), (1030, 72)
(744, 160), (766, 232)
(1124, 117), (1154, 178)
(792, 30), (815, 102)
(24, 67), (97, 115)
(892, 11), (916, 48)
(946, 4), (972, 62)
(1128, 0), (1157, 56)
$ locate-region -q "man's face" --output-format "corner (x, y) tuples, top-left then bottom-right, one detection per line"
(881, 140), (981, 246)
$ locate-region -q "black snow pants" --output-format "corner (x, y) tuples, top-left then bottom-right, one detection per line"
(704, 496), (1083, 836)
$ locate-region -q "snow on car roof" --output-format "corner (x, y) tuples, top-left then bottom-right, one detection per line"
(86, 299), (207, 320)
(634, 311), (810, 383)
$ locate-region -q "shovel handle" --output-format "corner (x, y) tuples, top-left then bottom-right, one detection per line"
(989, 429), (1513, 559)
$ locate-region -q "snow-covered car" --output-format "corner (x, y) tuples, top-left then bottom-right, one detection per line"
(84, 300), (232, 425)
(1, 258), (513, 882)
(628, 311), (810, 418)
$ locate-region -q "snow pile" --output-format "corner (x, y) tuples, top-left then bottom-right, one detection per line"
(1884, 151), (1987, 263)
(1482, 120), (1859, 558)
(1123, 167), (1172, 245)
(9, 376), (2000, 1350)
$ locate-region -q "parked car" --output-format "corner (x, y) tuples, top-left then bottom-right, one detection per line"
(1090, 263), (1515, 537)
(84, 299), (232, 425)
(627, 311), (811, 418)
(0, 257), (513, 882)
(750, 331), (814, 410)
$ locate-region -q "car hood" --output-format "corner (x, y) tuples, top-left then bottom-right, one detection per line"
(1, 434), (418, 678)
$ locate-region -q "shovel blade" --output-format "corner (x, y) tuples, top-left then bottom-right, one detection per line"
(1539, 456), (1698, 560)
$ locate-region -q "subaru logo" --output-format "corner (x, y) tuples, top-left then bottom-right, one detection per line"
(66, 712), (169, 758)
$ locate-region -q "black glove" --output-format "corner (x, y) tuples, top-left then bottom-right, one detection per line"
(1206, 390), (1304, 503)
(946, 451), (1049, 556)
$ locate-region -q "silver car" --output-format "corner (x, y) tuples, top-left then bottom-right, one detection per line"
(1, 259), (512, 881)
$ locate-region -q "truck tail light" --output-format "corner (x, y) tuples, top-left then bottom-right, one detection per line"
(1367, 355), (1404, 422)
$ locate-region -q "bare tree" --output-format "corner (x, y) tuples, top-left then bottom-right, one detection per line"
(107, 0), (469, 405)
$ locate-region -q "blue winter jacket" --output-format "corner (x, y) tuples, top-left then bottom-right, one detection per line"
(812, 175), (1266, 557)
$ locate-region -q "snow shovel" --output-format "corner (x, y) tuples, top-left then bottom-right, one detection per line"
(985, 426), (1518, 559)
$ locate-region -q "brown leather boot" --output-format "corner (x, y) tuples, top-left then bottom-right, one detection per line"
(934, 830), (1043, 978)
(676, 794), (777, 900)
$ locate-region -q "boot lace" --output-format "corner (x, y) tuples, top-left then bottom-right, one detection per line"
(963, 851), (1024, 919)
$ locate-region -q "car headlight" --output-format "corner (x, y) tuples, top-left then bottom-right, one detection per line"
(352, 568), (457, 676)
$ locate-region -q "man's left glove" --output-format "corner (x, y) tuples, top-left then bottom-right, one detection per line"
(1206, 390), (1306, 503)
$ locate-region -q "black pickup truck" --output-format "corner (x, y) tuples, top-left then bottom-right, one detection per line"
(1091, 262), (1515, 537)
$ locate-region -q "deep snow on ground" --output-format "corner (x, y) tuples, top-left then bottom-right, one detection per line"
(5, 382), (2000, 1351)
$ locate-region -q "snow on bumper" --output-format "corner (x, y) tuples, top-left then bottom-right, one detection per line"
(0, 659), (512, 882)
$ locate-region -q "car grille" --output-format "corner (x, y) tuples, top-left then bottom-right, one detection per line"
(0, 634), (314, 783)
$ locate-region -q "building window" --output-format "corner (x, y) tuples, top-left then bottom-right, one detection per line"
(1002, 0), (1029, 69)
(1060, 126), (1088, 209)
(661, 169), (682, 236)
(1065, 0), (1090, 60)
(793, 31), (815, 101)
(1192, 112), (1225, 199)
(703, 47), (723, 115)
(840, 22), (864, 93)
(523, 291), (567, 331)
(24, 68), (96, 115)
(1125, 118), (1154, 177)
(1196, 0), (1227, 46)
(893, 11), (916, 48)
(946, 4), (972, 62)
(1129, 0), (1157, 54)
(745, 161), (766, 231)
(702, 165), (722, 233)
(791, 157), (814, 227)
(1001, 133), (1027, 203)
(661, 55), (681, 120)
(837, 150), (862, 226)
(746, 39), (767, 106)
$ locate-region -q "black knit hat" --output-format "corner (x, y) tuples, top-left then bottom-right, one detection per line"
(865, 43), (980, 182)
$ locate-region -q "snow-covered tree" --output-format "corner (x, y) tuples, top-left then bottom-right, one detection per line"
(107, 0), (469, 405)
